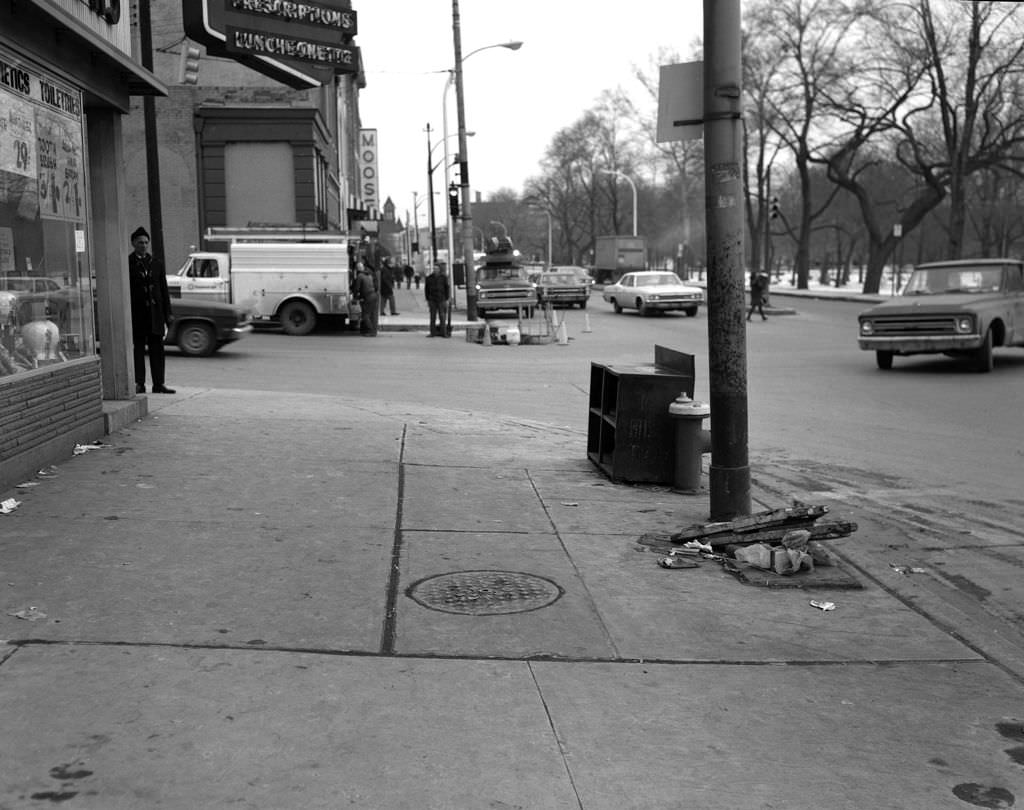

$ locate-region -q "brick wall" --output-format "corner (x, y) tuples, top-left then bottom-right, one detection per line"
(0, 358), (107, 492)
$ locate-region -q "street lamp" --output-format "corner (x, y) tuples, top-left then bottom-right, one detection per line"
(426, 127), (473, 268)
(524, 195), (553, 266)
(537, 209), (552, 266)
(451, 1), (522, 319)
(598, 169), (638, 237)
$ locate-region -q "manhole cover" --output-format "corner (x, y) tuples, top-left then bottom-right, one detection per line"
(407, 570), (563, 615)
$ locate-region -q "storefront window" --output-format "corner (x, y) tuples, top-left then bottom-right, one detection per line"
(1, 46), (94, 378)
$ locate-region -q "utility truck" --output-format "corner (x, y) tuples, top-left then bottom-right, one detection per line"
(167, 228), (352, 335)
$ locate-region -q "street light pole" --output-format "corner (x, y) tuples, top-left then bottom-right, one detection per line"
(599, 169), (637, 237)
(425, 123), (438, 266)
(544, 210), (552, 265)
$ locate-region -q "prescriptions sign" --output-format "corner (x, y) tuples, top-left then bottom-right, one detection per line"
(183, 0), (359, 89)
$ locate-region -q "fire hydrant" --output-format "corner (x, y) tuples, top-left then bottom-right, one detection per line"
(669, 393), (711, 491)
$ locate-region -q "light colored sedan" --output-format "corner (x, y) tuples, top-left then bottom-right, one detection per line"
(602, 271), (704, 316)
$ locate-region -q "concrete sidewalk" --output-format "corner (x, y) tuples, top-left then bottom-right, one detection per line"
(2, 381), (1023, 808)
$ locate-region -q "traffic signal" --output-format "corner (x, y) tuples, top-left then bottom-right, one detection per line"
(179, 43), (201, 85)
(770, 196), (780, 219)
(448, 183), (460, 217)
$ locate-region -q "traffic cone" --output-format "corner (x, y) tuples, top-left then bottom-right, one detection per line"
(556, 315), (569, 345)
(583, 313), (592, 333)
(482, 321), (492, 346)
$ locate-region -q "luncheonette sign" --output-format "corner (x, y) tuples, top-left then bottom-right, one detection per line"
(183, 0), (359, 89)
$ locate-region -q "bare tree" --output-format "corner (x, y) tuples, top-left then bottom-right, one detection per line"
(892, 0), (1024, 260)
(742, 26), (787, 275)
(525, 114), (606, 265)
(968, 168), (1024, 257)
(747, 0), (863, 289)
(811, 0), (1024, 292)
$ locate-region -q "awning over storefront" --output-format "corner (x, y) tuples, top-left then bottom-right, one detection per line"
(5, 0), (165, 102)
(24, 0), (166, 96)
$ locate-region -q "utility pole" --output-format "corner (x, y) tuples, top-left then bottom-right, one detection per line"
(451, 0), (478, 320)
(704, 0), (751, 520)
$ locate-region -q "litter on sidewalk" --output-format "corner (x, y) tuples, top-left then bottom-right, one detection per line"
(73, 441), (111, 455)
(7, 605), (46, 621)
(643, 501), (863, 589)
(890, 563), (927, 575)
(1, 498), (21, 514)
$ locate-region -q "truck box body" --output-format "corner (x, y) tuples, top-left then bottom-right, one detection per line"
(594, 235), (647, 283)
(167, 242), (351, 334)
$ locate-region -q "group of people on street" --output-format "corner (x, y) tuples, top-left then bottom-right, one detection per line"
(350, 243), (451, 338)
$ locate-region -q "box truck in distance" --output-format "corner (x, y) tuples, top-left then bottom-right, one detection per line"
(593, 235), (648, 284)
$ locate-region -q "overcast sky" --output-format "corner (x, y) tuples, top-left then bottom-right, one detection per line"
(354, 2), (704, 222)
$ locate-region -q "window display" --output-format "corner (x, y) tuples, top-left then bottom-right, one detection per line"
(0, 46), (94, 377)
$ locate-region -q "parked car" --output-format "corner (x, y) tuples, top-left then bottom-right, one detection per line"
(166, 298), (253, 357)
(531, 268), (591, 309)
(553, 265), (595, 287)
(602, 271), (703, 316)
(857, 258), (1024, 372)
(0, 276), (74, 325)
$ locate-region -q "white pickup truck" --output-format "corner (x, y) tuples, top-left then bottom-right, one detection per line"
(167, 242), (352, 335)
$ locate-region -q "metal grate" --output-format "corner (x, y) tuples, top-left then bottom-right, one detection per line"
(871, 316), (958, 335)
(407, 570), (563, 615)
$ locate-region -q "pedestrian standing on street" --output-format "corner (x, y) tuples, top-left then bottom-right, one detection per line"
(747, 272), (769, 322)
(128, 226), (175, 393)
(403, 262), (414, 289)
(354, 261), (379, 336)
(379, 258), (399, 316)
(424, 263), (450, 338)
(413, 267), (422, 290)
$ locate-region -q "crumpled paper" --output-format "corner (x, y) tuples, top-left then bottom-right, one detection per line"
(73, 442), (111, 455)
(7, 606), (47, 621)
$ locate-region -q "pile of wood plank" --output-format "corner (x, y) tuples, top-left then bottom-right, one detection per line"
(671, 502), (857, 550)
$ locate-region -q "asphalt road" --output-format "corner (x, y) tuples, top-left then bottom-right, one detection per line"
(166, 295), (1024, 505)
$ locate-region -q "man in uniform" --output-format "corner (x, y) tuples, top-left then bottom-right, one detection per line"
(424, 263), (451, 338)
(128, 226), (175, 393)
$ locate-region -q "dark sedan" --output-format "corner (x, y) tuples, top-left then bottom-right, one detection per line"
(532, 269), (591, 309)
(166, 298), (253, 357)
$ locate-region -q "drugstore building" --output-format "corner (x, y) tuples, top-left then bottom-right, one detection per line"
(1, 0), (165, 491)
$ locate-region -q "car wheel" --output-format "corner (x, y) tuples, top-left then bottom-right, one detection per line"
(279, 300), (316, 336)
(685, 307), (697, 317)
(637, 298), (649, 316)
(611, 299), (623, 314)
(177, 322), (216, 357)
(580, 298), (588, 309)
(974, 327), (994, 373)
(876, 350), (894, 370)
